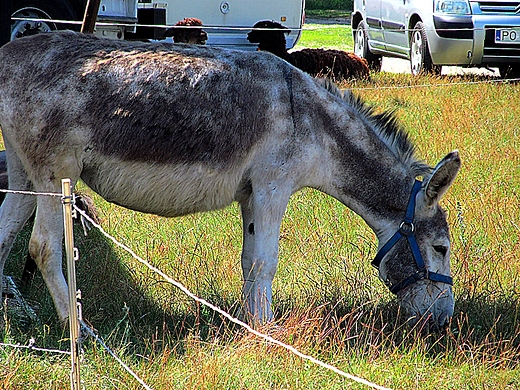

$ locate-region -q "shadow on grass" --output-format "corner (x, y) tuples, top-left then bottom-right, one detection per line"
(3, 221), (237, 355)
(272, 293), (520, 369)
(3, 220), (520, 367)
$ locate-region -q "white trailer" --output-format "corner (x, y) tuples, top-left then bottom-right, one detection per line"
(7, 0), (305, 49)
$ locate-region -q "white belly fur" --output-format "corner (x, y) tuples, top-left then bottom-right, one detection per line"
(82, 157), (249, 217)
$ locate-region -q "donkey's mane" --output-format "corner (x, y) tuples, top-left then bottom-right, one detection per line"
(316, 79), (432, 178)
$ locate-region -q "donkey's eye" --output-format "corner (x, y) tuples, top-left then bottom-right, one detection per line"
(433, 245), (448, 257)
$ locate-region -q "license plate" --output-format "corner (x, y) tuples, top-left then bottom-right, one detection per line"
(495, 28), (520, 44)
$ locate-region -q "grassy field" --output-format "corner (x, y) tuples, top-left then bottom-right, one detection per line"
(298, 22), (354, 51)
(1, 24), (520, 389)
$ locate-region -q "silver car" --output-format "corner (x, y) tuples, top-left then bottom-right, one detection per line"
(352, 0), (520, 77)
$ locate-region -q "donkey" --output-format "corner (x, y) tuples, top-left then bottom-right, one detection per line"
(0, 31), (460, 329)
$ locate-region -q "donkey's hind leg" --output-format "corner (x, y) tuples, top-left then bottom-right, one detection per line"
(0, 149), (36, 301)
(29, 192), (70, 322)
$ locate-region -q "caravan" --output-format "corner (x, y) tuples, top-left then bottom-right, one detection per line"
(8, 0), (305, 49)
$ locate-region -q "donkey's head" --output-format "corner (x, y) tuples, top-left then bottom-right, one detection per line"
(374, 151), (461, 331)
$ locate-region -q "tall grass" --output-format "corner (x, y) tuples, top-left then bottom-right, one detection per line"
(2, 25), (520, 389)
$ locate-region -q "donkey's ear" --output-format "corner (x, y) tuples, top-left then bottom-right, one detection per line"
(423, 150), (461, 206)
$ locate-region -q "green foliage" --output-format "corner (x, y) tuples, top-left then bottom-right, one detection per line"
(306, 0), (354, 11)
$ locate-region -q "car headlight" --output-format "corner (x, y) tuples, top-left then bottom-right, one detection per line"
(434, 0), (471, 14)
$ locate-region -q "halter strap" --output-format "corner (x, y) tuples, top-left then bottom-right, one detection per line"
(372, 179), (453, 295)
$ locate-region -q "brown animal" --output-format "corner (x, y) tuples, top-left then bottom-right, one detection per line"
(164, 18), (208, 44)
(247, 20), (370, 81)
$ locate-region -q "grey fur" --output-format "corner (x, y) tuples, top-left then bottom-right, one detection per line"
(0, 32), (460, 328)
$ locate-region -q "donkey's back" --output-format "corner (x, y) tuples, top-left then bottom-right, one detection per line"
(0, 31), (320, 217)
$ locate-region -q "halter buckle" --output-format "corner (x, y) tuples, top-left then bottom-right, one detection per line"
(399, 221), (415, 236)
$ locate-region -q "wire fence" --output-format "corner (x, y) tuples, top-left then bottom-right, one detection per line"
(351, 76), (520, 90)
(0, 186), (391, 389)
(0, 15), (517, 387)
(12, 15), (520, 34)
(80, 319), (153, 390)
(9, 14), (520, 92)
(73, 203), (392, 390)
(0, 338), (71, 355)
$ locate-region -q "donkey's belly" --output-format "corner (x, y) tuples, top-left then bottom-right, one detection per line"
(81, 159), (247, 217)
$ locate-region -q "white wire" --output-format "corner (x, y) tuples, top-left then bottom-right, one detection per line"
(351, 77), (520, 90)
(0, 188), (62, 197)
(10, 16), (519, 91)
(0, 340), (71, 355)
(73, 205), (392, 390)
(12, 16), (517, 33)
(11, 17), (300, 32)
(80, 320), (153, 390)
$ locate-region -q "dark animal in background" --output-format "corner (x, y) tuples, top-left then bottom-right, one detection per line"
(164, 18), (208, 44)
(247, 20), (370, 81)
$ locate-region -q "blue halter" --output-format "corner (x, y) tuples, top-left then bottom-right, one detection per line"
(372, 179), (453, 295)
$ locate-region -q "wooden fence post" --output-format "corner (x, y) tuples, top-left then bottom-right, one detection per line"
(62, 179), (81, 390)
(81, 0), (102, 34)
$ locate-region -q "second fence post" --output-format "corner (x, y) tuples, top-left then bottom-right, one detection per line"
(62, 178), (82, 390)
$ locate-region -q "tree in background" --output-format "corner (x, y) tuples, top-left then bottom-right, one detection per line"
(306, 0), (353, 10)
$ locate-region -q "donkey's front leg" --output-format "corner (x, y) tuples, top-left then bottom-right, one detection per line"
(241, 201), (274, 323)
(240, 189), (289, 324)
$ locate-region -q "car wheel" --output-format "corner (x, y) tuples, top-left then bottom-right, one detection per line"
(354, 20), (382, 71)
(498, 65), (520, 79)
(11, 0), (77, 40)
(410, 21), (440, 76)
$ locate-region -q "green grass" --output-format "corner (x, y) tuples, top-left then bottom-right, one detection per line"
(2, 25), (520, 389)
(297, 23), (354, 52)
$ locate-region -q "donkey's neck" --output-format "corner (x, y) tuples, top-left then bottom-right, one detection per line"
(320, 135), (415, 236)
(307, 84), (428, 238)
(341, 170), (415, 238)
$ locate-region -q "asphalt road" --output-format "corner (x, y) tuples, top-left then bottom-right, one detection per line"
(382, 57), (499, 76)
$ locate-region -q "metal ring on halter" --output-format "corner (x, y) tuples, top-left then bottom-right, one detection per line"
(399, 221), (414, 235)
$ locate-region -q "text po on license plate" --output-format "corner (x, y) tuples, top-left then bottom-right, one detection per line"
(495, 28), (520, 44)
